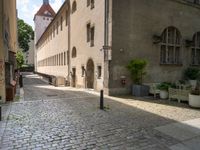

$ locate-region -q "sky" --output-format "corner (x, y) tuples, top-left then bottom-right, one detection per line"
(17, 0), (65, 29)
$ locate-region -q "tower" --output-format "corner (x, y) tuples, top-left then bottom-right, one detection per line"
(34, 0), (55, 44)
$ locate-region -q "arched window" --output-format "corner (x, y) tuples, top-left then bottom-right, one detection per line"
(72, 47), (77, 58)
(72, 1), (77, 13)
(160, 26), (181, 64)
(191, 32), (200, 65)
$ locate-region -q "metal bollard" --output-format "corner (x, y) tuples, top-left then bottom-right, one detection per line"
(100, 90), (104, 110)
(19, 74), (23, 88)
(0, 106), (1, 121)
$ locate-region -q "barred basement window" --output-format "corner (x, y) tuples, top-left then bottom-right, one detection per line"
(160, 27), (181, 65)
(191, 32), (200, 65)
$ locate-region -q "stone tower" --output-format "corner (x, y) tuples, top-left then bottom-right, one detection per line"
(34, 0), (55, 43)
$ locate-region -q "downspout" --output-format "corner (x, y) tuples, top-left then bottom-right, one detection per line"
(67, 1), (71, 86)
(103, 0), (111, 94)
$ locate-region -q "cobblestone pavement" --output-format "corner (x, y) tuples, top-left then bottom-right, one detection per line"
(0, 73), (200, 150)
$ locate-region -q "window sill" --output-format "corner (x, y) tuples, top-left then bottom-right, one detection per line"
(160, 63), (183, 66)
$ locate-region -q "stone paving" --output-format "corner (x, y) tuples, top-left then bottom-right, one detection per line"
(0, 73), (200, 150)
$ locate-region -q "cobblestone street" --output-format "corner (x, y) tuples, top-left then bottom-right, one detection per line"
(0, 73), (200, 150)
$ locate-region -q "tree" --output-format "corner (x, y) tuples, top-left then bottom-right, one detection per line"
(18, 19), (34, 52)
(16, 50), (25, 69)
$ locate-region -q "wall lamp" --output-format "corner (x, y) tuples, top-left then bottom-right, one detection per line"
(152, 35), (162, 44)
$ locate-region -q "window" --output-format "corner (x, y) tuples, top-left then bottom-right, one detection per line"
(66, 10), (68, 26)
(191, 32), (200, 65)
(61, 53), (63, 65)
(60, 16), (63, 31)
(97, 66), (102, 78)
(91, 0), (95, 9)
(53, 25), (55, 37)
(194, 0), (200, 4)
(64, 52), (66, 65)
(72, 1), (77, 13)
(160, 27), (181, 65)
(86, 23), (91, 42)
(81, 66), (85, 77)
(90, 26), (95, 47)
(72, 47), (77, 58)
(56, 21), (59, 34)
(87, 0), (90, 6)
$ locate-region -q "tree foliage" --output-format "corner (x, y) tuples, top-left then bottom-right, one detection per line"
(18, 19), (34, 52)
(16, 50), (25, 69)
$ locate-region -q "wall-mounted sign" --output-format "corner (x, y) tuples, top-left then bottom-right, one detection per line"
(0, 59), (4, 85)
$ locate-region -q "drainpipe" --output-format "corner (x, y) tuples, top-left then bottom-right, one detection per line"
(67, 1), (71, 86)
(103, 0), (111, 94)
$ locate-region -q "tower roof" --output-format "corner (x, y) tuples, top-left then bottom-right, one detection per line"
(34, 1), (56, 20)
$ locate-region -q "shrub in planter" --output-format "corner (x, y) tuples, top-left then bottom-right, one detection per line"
(184, 68), (200, 89)
(157, 82), (173, 99)
(127, 59), (149, 96)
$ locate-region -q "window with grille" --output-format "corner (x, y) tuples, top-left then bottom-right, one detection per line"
(191, 32), (200, 65)
(160, 27), (181, 65)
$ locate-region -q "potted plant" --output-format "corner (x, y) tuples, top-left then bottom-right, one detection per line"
(127, 59), (149, 96)
(184, 68), (200, 89)
(157, 82), (172, 99)
(189, 82), (200, 108)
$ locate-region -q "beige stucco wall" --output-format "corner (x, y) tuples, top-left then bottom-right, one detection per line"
(0, 0), (17, 102)
(109, 0), (200, 95)
(69, 0), (105, 91)
(36, 2), (69, 78)
(36, 0), (105, 91)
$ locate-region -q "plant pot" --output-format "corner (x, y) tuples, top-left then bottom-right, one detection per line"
(132, 84), (149, 97)
(189, 80), (197, 90)
(189, 94), (200, 108)
(159, 90), (168, 99)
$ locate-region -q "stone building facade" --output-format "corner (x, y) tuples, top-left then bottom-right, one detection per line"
(0, 0), (18, 102)
(35, 0), (200, 95)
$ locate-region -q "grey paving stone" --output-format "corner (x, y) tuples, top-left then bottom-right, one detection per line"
(1, 73), (200, 150)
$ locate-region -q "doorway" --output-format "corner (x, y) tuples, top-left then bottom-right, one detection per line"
(72, 68), (76, 87)
(86, 59), (94, 89)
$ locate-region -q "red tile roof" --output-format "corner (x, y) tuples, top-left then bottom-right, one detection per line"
(34, 4), (56, 20)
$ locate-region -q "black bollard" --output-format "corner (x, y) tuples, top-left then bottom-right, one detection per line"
(19, 74), (23, 88)
(0, 106), (1, 121)
(100, 90), (104, 110)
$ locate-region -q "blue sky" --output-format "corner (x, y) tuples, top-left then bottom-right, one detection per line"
(17, 0), (65, 29)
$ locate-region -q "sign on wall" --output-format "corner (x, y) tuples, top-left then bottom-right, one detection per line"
(0, 59), (4, 85)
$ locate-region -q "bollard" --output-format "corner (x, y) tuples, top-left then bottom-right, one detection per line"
(0, 106), (1, 121)
(19, 74), (23, 88)
(100, 90), (104, 110)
